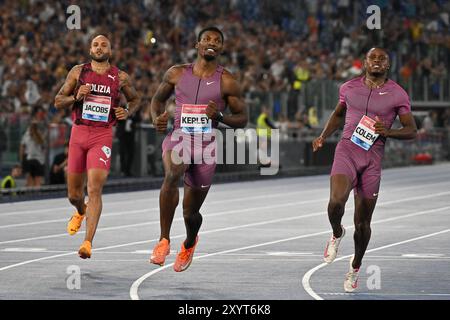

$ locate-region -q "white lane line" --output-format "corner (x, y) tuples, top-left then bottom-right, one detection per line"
(0, 181), (323, 217)
(319, 293), (450, 297)
(0, 208), (155, 229)
(301, 228), (450, 300)
(401, 254), (445, 258)
(2, 182), (450, 245)
(2, 178), (449, 229)
(2, 170), (449, 217)
(0, 211), (329, 273)
(1, 202), (448, 277)
(2, 248), (47, 252)
(2, 249), (449, 261)
(0, 187), (328, 227)
(3, 183), (449, 245)
(129, 205), (450, 300)
(0, 184), (328, 221)
(0, 197), (329, 245)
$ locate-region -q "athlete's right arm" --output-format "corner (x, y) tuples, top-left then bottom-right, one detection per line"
(54, 65), (82, 110)
(312, 102), (346, 152)
(149, 66), (180, 132)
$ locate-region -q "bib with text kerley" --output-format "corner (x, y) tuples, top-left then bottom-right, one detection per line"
(351, 115), (379, 150)
(181, 104), (212, 133)
(82, 94), (111, 122)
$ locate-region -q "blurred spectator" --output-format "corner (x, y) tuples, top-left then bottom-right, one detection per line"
(307, 106), (319, 128)
(1, 163), (22, 189)
(256, 106), (277, 138)
(422, 113), (433, 131)
(256, 106), (277, 166)
(0, 124), (6, 174)
(274, 113), (291, 141)
(292, 60), (310, 91)
(0, 0), (448, 115)
(0, 0), (449, 180)
(292, 110), (306, 129)
(117, 111), (141, 177)
(20, 121), (46, 187)
(49, 142), (68, 185)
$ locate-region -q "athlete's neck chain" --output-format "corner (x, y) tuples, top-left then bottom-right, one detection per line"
(365, 76), (386, 89)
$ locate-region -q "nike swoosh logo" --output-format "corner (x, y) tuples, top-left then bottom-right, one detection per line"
(201, 185), (210, 188)
(379, 92), (388, 95)
(373, 193), (378, 197)
(206, 81), (215, 86)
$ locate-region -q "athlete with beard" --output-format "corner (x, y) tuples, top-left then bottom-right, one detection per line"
(149, 27), (247, 272)
(55, 35), (140, 259)
(312, 47), (417, 292)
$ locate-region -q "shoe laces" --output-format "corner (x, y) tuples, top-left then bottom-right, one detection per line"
(179, 246), (194, 261)
(346, 269), (359, 282)
(69, 214), (83, 226)
(154, 241), (168, 256)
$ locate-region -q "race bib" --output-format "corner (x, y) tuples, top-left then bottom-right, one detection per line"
(82, 94), (111, 122)
(180, 104), (212, 133)
(351, 115), (379, 150)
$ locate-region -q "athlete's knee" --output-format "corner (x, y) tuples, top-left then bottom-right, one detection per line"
(87, 182), (103, 198)
(68, 188), (84, 205)
(164, 170), (182, 187)
(355, 221), (371, 233)
(328, 195), (347, 213)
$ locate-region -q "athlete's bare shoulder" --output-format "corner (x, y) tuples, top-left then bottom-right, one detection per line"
(220, 68), (240, 96)
(170, 64), (190, 76)
(118, 69), (131, 87)
(164, 64), (189, 85)
(56, 64), (83, 97)
(221, 68), (237, 80)
(67, 64), (83, 80)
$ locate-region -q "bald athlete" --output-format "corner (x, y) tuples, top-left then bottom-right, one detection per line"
(55, 35), (141, 259)
(312, 48), (417, 292)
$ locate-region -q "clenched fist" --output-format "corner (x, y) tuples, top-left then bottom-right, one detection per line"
(115, 107), (129, 120)
(205, 100), (218, 120)
(312, 136), (325, 152)
(153, 110), (169, 133)
(75, 84), (91, 101)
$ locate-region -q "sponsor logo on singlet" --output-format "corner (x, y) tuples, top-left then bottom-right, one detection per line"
(85, 83), (111, 94)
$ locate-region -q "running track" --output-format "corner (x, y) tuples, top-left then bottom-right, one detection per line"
(0, 163), (449, 300)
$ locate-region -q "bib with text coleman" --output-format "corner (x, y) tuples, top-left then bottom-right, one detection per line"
(82, 94), (112, 122)
(351, 115), (379, 150)
(181, 104), (212, 133)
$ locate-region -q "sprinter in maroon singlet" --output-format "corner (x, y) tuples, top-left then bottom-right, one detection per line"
(149, 27), (248, 272)
(312, 48), (417, 291)
(54, 35), (140, 259)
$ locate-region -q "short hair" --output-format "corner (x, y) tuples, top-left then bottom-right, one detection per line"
(12, 164), (21, 170)
(197, 27), (224, 43)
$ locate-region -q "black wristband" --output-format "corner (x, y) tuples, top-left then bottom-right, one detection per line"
(215, 111), (224, 123)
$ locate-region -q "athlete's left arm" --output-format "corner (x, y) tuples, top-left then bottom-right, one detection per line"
(219, 71), (248, 128)
(375, 113), (417, 140)
(117, 71), (141, 120)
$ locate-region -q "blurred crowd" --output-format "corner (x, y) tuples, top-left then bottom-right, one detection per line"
(0, 0), (449, 182)
(1, 0), (449, 116)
